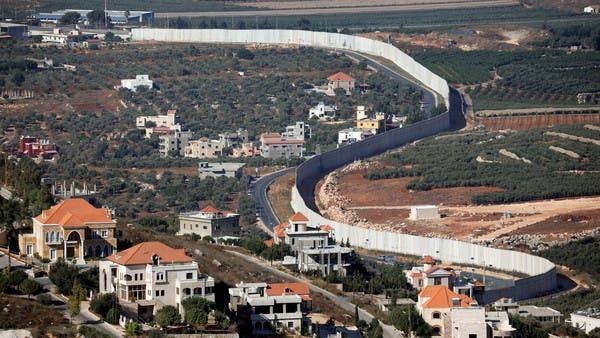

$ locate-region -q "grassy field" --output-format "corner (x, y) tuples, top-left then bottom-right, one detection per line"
(365, 124), (600, 204)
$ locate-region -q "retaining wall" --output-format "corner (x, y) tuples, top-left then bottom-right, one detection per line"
(131, 28), (556, 302)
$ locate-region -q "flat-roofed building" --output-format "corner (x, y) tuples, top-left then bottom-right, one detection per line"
(178, 205), (241, 239)
(0, 22), (27, 39)
(198, 161), (245, 179)
(229, 281), (310, 335)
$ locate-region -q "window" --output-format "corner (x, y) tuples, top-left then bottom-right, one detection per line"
(155, 290), (160, 297)
(432, 312), (441, 319)
(469, 335), (477, 338)
(176, 287), (179, 295)
(50, 249), (56, 260)
(186, 272), (193, 280)
(26, 245), (33, 255)
(101, 230), (108, 238)
(288, 322), (294, 329)
(434, 278), (441, 285)
(161, 290), (165, 296)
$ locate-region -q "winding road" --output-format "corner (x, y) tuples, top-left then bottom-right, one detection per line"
(250, 167), (296, 230)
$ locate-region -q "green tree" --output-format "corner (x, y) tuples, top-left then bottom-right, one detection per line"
(86, 10), (105, 27)
(19, 278), (43, 298)
(105, 308), (119, 324)
(59, 11), (81, 25)
(90, 292), (117, 318)
(49, 258), (79, 295)
(8, 270), (27, 287)
(185, 308), (208, 326)
(126, 321), (141, 336)
(68, 294), (81, 319)
(155, 305), (181, 328)
(214, 310), (230, 330)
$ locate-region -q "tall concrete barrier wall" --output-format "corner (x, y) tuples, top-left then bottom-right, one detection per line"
(132, 28), (449, 108)
(131, 28), (556, 302)
(291, 107), (557, 303)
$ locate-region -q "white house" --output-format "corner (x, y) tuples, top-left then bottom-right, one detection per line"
(98, 241), (214, 318)
(409, 205), (440, 220)
(309, 102), (337, 120)
(274, 212), (352, 276)
(338, 128), (372, 145)
(584, 5), (599, 13)
(121, 74), (153, 92)
(135, 110), (181, 138)
(416, 285), (477, 336)
(229, 282), (310, 335)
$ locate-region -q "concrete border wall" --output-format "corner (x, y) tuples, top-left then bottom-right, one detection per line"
(132, 28), (449, 107)
(131, 28), (556, 302)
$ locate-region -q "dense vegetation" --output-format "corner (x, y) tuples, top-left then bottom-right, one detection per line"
(364, 124), (600, 204)
(526, 288), (600, 318)
(539, 237), (600, 282)
(414, 49), (600, 109)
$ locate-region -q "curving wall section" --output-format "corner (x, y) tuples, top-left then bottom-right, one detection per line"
(132, 28), (449, 107)
(131, 28), (557, 302)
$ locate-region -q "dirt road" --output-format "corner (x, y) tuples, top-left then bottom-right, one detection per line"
(443, 197), (600, 240)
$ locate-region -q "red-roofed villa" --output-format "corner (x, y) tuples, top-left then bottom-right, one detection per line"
(327, 71), (355, 96)
(19, 198), (116, 263)
(99, 241), (215, 320)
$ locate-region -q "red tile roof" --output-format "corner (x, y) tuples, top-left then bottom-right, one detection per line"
(200, 205), (220, 213)
(35, 198), (114, 227)
(266, 282), (310, 299)
(328, 72), (354, 82)
(107, 241), (193, 266)
(319, 224), (334, 232)
(274, 222), (289, 239)
(419, 285), (474, 309)
(289, 212), (309, 222)
(264, 239), (274, 248)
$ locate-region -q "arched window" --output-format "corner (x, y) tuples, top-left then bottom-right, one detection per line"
(433, 326), (441, 335)
(193, 287), (202, 295)
(432, 312), (441, 319)
(183, 288), (191, 296)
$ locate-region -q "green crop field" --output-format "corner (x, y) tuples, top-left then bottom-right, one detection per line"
(364, 124), (600, 204)
(154, 5), (577, 30)
(414, 49), (600, 110)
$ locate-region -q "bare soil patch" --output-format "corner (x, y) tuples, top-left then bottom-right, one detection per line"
(479, 114), (600, 131)
(337, 168), (503, 207)
(512, 209), (600, 235)
(266, 172), (296, 223)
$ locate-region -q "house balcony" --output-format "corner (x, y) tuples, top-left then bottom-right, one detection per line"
(45, 239), (64, 246)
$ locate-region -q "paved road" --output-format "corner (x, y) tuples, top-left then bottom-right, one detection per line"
(226, 250), (402, 338)
(250, 167), (296, 230)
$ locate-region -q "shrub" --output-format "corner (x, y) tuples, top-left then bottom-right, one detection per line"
(155, 305), (181, 328)
(105, 308), (119, 325)
(37, 293), (53, 305)
(8, 270), (28, 287)
(48, 258), (79, 295)
(90, 292), (117, 318)
(185, 308), (208, 326)
(125, 321), (141, 336)
(19, 278), (43, 298)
